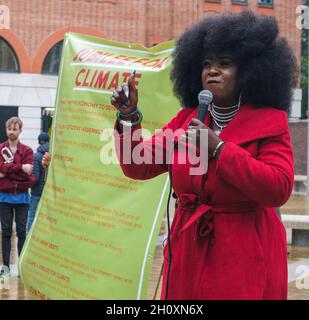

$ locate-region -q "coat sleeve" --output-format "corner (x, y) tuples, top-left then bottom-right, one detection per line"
(114, 109), (185, 180)
(1, 147), (36, 187)
(0, 160), (22, 173)
(12, 175), (36, 189)
(0, 146), (33, 174)
(215, 129), (294, 207)
(31, 155), (42, 187)
(5, 171), (32, 181)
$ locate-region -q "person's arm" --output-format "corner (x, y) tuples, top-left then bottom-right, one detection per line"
(112, 74), (183, 180)
(0, 159), (22, 173)
(31, 156), (41, 187)
(114, 113), (181, 180)
(4, 148), (35, 189)
(4, 171), (30, 181)
(0, 147), (33, 175)
(215, 129), (294, 207)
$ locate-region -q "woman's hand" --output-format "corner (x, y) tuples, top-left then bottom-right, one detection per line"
(42, 152), (51, 169)
(184, 118), (223, 158)
(110, 75), (138, 115)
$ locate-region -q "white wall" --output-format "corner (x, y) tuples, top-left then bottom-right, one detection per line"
(0, 73), (58, 150)
(290, 88), (302, 119)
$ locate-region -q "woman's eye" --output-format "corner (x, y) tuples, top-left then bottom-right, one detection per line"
(203, 60), (211, 67)
(221, 60), (230, 66)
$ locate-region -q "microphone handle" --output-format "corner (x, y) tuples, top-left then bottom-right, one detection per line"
(197, 103), (208, 122)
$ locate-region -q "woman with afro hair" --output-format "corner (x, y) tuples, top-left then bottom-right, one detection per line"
(112, 11), (298, 300)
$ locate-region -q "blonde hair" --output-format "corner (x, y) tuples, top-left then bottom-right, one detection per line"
(5, 117), (23, 129)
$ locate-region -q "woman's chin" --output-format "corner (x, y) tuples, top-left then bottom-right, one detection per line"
(204, 85), (219, 94)
(204, 88), (220, 101)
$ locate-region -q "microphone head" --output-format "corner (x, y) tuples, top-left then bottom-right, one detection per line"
(198, 90), (213, 105)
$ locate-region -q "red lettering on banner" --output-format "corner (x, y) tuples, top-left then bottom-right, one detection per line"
(72, 49), (171, 70)
(155, 56), (170, 69)
(122, 72), (131, 83)
(107, 72), (119, 90)
(134, 58), (150, 65)
(89, 69), (98, 87)
(132, 73), (141, 86)
(75, 68), (86, 86)
(83, 69), (90, 86)
(94, 70), (110, 88)
(74, 69), (142, 91)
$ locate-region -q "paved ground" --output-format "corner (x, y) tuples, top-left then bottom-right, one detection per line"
(1, 194), (309, 300)
(1, 237), (309, 300)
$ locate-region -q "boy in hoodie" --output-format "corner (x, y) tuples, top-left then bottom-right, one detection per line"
(26, 132), (49, 232)
(0, 117), (35, 277)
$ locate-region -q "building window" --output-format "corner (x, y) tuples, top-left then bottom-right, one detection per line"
(258, 0), (273, 7)
(41, 41), (63, 75)
(0, 37), (19, 72)
(41, 107), (54, 134)
(0, 106), (18, 143)
(232, 0), (248, 4)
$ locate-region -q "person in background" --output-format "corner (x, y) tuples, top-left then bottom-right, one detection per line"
(26, 132), (49, 232)
(0, 117), (35, 278)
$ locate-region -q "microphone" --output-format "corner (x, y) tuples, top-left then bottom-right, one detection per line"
(174, 90), (213, 148)
(197, 90), (213, 122)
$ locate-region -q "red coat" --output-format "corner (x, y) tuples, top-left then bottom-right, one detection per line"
(115, 104), (293, 300)
(0, 140), (35, 193)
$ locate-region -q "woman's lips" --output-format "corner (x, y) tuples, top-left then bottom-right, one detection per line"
(207, 80), (220, 84)
(206, 82), (220, 88)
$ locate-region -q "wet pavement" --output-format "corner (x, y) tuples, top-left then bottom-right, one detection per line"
(1, 194), (309, 300)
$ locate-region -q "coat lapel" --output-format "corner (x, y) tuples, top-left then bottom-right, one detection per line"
(182, 104), (288, 146)
(211, 104), (288, 145)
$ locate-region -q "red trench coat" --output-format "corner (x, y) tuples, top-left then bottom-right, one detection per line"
(115, 104), (293, 300)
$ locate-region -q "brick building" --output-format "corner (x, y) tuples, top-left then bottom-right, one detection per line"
(0, 0), (305, 169)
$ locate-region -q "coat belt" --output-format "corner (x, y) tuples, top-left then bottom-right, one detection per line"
(177, 193), (261, 236)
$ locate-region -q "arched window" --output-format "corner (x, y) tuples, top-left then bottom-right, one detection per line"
(41, 40), (63, 75)
(0, 37), (19, 72)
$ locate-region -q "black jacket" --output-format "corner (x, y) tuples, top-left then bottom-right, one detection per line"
(31, 143), (49, 196)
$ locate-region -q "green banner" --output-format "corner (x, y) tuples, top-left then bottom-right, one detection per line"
(19, 33), (179, 300)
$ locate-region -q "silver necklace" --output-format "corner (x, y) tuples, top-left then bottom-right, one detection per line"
(209, 98), (241, 132)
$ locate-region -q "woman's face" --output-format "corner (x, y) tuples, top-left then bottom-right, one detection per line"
(201, 53), (238, 107)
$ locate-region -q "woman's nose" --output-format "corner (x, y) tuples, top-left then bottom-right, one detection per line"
(208, 65), (220, 76)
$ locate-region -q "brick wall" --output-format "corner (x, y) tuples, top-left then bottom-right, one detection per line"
(0, 0), (302, 68)
(289, 121), (308, 175)
(275, 0), (302, 74)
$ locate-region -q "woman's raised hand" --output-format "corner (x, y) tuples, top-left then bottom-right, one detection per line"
(110, 75), (138, 115)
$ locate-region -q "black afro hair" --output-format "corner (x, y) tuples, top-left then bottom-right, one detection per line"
(170, 10), (298, 112)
